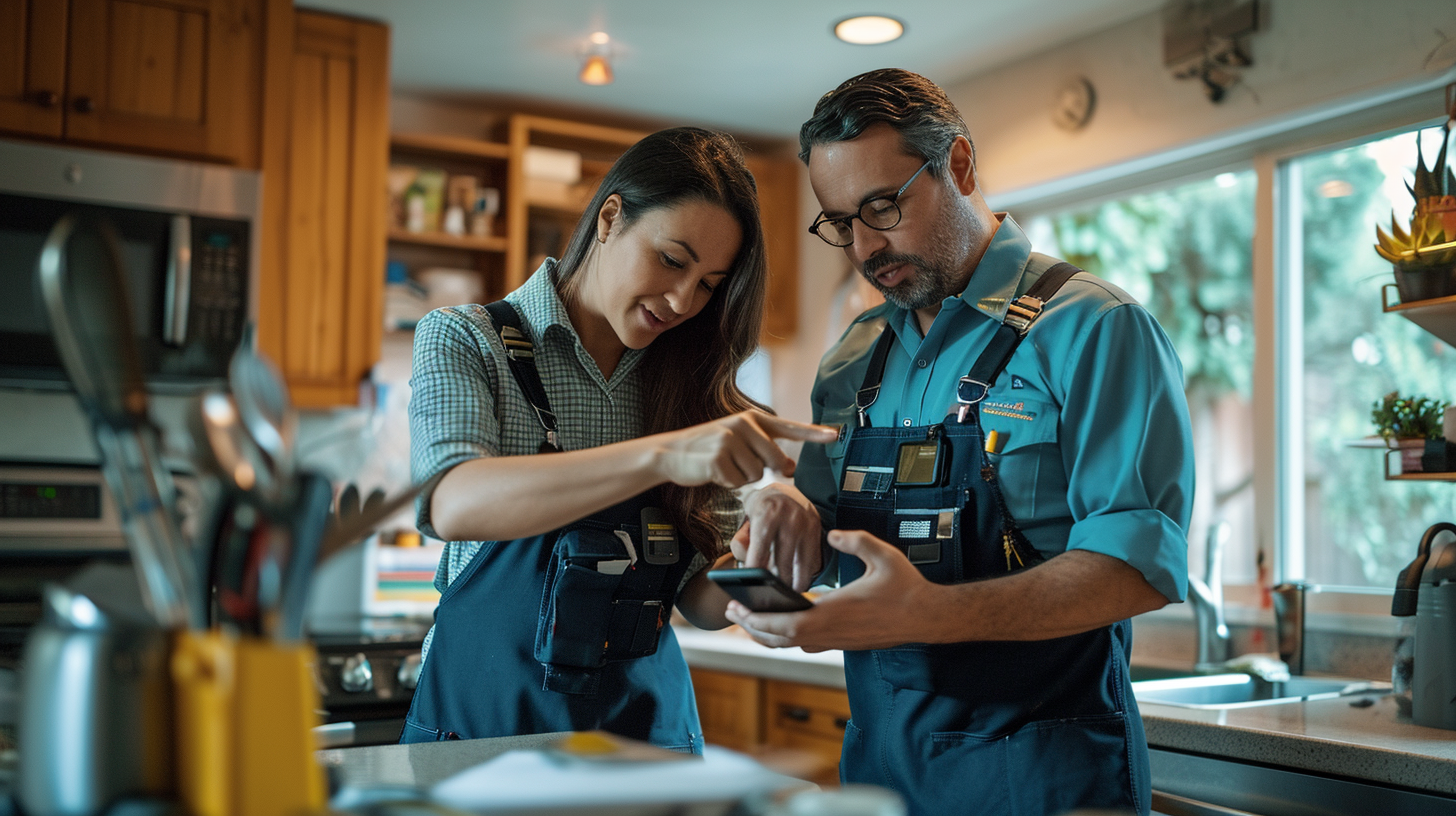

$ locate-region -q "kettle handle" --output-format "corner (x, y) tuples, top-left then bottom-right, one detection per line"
(1393, 521), (1456, 616)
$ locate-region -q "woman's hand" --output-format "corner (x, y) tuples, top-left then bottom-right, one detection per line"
(732, 483), (824, 591)
(653, 410), (838, 488)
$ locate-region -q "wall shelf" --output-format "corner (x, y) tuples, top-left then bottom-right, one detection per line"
(1380, 283), (1456, 347)
(390, 132), (509, 160)
(387, 228), (507, 253)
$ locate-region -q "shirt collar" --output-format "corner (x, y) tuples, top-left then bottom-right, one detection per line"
(959, 213), (1033, 323)
(881, 213), (1033, 338)
(506, 258), (646, 382)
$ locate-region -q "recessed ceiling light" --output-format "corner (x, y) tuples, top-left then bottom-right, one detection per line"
(834, 15), (904, 45)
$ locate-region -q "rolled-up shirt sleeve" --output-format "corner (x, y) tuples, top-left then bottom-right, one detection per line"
(408, 307), (500, 539)
(1057, 302), (1194, 603)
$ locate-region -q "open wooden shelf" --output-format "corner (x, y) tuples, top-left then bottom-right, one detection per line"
(1382, 448), (1456, 481)
(390, 132), (510, 160)
(388, 228), (507, 253)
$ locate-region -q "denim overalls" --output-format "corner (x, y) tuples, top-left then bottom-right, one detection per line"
(401, 301), (702, 752)
(833, 263), (1149, 816)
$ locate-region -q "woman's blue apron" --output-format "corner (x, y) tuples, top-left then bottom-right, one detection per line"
(400, 301), (702, 752)
(833, 263), (1149, 816)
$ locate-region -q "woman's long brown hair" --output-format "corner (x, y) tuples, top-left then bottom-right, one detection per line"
(555, 127), (768, 559)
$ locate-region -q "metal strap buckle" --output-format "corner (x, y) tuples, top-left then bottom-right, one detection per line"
(1004, 295), (1045, 335)
(955, 377), (989, 423)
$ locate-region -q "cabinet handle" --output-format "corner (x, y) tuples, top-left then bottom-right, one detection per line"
(833, 716), (850, 730)
(34, 91), (60, 108)
(73, 96), (94, 113)
(781, 706), (810, 722)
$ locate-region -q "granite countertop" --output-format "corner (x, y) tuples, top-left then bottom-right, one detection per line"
(673, 625), (1456, 795)
(1139, 695), (1456, 795)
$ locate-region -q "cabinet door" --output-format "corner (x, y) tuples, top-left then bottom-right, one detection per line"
(64, 0), (264, 165)
(689, 667), (762, 752)
(257, 9), (389, 407)
(743, 154), (799, 345)
(0, 0), (67, 138)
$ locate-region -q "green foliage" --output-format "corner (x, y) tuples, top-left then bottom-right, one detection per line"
(1370, 391), (1448, 440)
(1043, 173), (1255, 402)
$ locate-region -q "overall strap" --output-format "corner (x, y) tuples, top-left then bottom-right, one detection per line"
(954, 261), (1081, 422)
(483, 300), (561, 452)
(854, 324), (898, 428)
(853, 262), (1083, 427)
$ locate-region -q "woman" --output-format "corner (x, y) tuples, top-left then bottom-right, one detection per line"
(402, 127), (835, 751)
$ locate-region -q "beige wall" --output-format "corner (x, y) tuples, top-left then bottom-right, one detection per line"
(764, 0), (1456, 422)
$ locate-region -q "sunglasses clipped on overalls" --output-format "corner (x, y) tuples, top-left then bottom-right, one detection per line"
(833, 262), (1150, 816)
(401, 301), (701, 752)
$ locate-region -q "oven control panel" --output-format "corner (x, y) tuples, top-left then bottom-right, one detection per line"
(313, 641), (424, 714)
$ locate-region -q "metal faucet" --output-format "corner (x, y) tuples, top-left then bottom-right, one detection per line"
(1271, 581), (1308, 677)
(1188, 520), (1231, 670)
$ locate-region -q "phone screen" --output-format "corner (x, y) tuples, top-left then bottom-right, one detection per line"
(707, 568), (813, 612)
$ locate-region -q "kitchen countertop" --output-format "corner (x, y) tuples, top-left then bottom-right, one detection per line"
(673, 625), (1456, 797)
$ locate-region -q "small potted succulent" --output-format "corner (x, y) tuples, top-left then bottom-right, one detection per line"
(1371, 391), (1450, 473)
(1374, 120), (1456, 303)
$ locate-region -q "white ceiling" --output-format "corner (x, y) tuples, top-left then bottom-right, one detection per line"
(299, 0), (1167, 138)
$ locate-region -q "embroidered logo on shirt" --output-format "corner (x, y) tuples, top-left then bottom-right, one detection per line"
(1011, 376), (1026, 389)
(982, 401), (1037, 421)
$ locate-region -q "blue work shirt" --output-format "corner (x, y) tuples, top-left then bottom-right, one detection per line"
(797, 216), (1194, 602)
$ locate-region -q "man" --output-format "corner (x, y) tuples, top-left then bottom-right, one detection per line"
(727, 69), (1194, 816)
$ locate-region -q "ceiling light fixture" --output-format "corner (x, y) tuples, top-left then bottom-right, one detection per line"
(834, 15), (904, 45)
(579, 31), (614, 86)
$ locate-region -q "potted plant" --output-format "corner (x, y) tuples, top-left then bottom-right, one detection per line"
(1374, 120), (1456, 303)
(1371, 391), (1449, 472)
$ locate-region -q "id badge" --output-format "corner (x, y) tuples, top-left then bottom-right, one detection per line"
(895, 437), (944, 486)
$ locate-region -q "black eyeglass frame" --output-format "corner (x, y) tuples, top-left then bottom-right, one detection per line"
(808, 160), (932, 247)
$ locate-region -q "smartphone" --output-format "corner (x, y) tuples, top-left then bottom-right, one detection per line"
(707, 568), (814, 613)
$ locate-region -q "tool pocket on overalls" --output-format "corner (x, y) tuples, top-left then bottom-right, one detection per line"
(534, 527), (633, 671)
(890, 489), (961, 584)
(981, 396), (1060, 517)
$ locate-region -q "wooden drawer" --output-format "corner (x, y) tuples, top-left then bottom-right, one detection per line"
(764, 679), (851, 744)
(689, 667), (761, 752)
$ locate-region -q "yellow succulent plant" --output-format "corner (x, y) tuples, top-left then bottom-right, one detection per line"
(1374, 122), (1456, 271)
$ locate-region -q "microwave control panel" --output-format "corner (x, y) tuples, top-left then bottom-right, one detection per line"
(188, 217), (250, 348)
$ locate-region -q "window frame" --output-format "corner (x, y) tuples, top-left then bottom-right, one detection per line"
(1000, 85), (1454, 636)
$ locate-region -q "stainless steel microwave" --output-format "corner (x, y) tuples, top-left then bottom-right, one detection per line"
(0, 138), (260, 390)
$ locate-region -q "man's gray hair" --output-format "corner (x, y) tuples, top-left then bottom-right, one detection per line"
(798, 68), (973, 175)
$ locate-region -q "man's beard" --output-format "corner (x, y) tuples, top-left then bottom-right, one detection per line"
(859, 198), (977, 311)
(862, 252), (959, 310)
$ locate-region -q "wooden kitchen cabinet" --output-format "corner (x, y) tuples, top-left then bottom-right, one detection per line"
(690, 667), (848, 787)
(743, 152), (800, 345)
(0, 0), (267, 167)
(256, 8), (389, 407)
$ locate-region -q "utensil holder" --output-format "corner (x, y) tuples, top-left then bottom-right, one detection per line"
(172, 630), (327, 816)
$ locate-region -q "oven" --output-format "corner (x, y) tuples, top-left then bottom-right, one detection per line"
(310, 617), (430, 748)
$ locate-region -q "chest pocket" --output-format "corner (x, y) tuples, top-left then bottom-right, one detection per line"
(981, 396), (1064, 518)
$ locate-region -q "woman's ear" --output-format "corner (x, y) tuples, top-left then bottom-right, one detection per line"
(595, 194), (624, 243)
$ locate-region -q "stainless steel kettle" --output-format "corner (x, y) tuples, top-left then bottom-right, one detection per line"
(16, 568), (173, 816)
(1392, 521), (1456, 730)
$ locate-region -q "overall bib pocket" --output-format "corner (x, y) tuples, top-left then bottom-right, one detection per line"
(534, 527), (633, 671)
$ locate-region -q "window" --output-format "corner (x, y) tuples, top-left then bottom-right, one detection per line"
(1017, 119), (1453, 609)
(1023, 171), (1258, 590)
(1285, 125), (1456, 591)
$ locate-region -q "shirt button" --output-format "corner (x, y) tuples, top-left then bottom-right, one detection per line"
(902, 418), (913, 427)
(916, 358), (928, 369)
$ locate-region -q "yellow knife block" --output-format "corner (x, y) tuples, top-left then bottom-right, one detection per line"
(172, 630), (327, 816)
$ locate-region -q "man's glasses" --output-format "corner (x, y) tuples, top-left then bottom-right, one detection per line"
(808, 160), (931, 247)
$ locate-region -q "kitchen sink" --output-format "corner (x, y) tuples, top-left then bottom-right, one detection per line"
(1132, 673), (1391, 709)
(1128, 664), (1200, 682)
